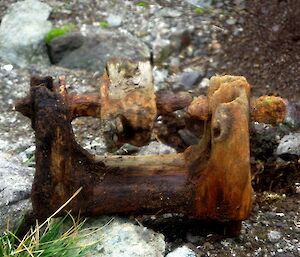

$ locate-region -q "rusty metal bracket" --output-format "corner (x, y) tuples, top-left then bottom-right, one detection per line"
(16, 60), (286, 236)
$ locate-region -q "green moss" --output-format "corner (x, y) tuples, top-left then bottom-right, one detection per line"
(136, 1), (149, 8)
(195, 7), (205, 15)
(99, 21), (109, 28)
(44, 24), (75, 44)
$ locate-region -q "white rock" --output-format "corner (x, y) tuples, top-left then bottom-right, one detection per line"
(137, 141), (177, 155)
(268, 230), (282, 243)
(166, 245), (196, 257)
(199, 77), (210, 89)
(107, 14), (123, 27)
(1, 64), (13, 72)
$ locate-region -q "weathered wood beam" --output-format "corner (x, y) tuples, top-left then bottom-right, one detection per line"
(16, 74), (258, 236)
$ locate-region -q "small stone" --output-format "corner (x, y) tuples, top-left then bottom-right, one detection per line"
(272, 25), (280, 32)
(136, 141), (177, 155)
(186, 232), (200, 243)
(199, 77), (210, 89)
(153, 68), (168, 91)
(210, 40), (221, 51)
(268, 230), (282, 243)
(107, 14), (123, 27)
(226, 17), (237, 25)
(185, 0), (212, 8)
(115, 144), (140, 155)
(166, 245), (196, 257)
(157, 8), (182, 18)
(2, 64), (13, 72)
(276, 133), (300, 160)
(152, 37), (172, 64)
(203, 242), (214, 250)
(177, 71), (204, 90)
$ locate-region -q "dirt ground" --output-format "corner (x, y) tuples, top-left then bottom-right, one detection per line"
(216, 0), (300, 103)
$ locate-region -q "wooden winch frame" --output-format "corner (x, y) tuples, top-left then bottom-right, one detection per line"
(16, 60), (286, 236)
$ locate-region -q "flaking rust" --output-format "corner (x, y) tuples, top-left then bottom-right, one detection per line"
(15, 60), (287, 236)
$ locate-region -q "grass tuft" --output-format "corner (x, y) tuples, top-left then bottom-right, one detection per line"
(0, 188), (97, 257)
(0, 214), (90, 257)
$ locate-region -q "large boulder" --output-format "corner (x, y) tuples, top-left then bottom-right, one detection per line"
(53, 27), (150, 73)
(0, 0), (52, 67)
(0, 152), (33, 233)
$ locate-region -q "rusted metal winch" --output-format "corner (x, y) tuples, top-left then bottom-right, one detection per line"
(16, 59), (286, 236)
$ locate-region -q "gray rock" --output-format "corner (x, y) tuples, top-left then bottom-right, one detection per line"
(153, 68), (169, 91)
(185, 0), (212, 8)
(285, 101), (300, 129)
(77, 217), (165, 257)
(268, 230), (282, 243)
(58, 27), (150, 73)
(176, 71), (204, 90)
(0, 152), (33, 233)
(226, 17), (237, 25)
(136, 141), (177, 155)
(166, 245), (196, 257)
(276, 133), (300, 160)
(0, 0), (52, 67)
(47, 33), (85, 64)
(152, 37), (172, 65)
(157, 8), (182, 18)
(115, 143), (140, 155)
(152, 28), (192, 65)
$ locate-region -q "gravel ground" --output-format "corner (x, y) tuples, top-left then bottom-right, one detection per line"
(0, 1), (299, 256)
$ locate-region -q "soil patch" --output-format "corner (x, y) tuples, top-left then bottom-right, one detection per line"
(217, 0), (300, 103)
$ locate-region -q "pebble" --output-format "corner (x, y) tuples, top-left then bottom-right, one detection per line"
(226, 17), (237, 25)
(153, 68), (168, 91)
(276, 133), (300, 160)
(166, 245), (196, 257)
(1, 64), (13, 72)
(199, 77), (210, 89)
(136, 141), (177, 155)
(203, 242), (214, 250)
(107, 14), (123, 27)
(268, 230), (282, 243)
(177, 71), (204, 90)
(186, 232), (201, 244)
(157, 8), (182, 18)
(185, 0), (212, 8)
